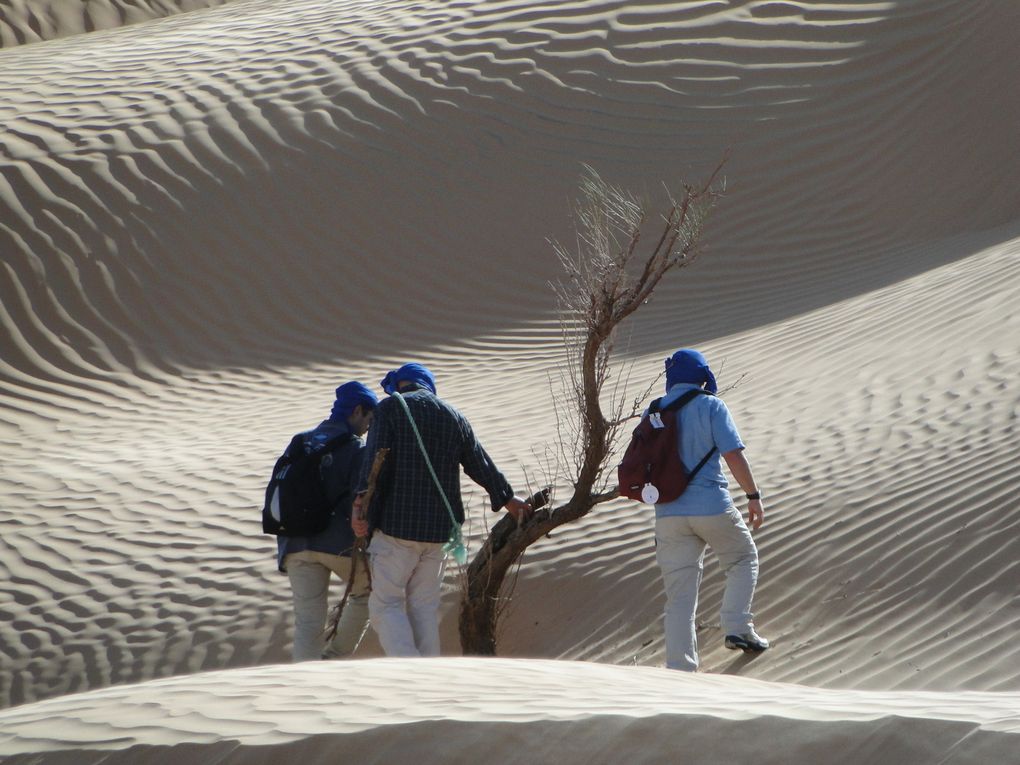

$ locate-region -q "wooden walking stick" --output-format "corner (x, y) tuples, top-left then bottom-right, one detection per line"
(325, 447), (389, 641)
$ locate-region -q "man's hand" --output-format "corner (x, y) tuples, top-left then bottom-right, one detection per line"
(747, 498), (764, 531)
(351, 493), (369, 538)
(503, 495), (533, 525)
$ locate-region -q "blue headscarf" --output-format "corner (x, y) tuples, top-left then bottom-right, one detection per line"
(380, 363), (437, 395)
(665, 349), (718, 394)
(329, 381), (379, 423)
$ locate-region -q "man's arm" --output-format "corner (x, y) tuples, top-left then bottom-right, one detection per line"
(321, 438), (361, 516)
(458, 414), (532, 523)
(339, 443), (366, 520)
(722, 448), (764, 531)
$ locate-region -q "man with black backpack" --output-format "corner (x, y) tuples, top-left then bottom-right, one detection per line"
(351, 362), (532, 657)
(634, 349), (768, 672)
(268, 381), (378, 662)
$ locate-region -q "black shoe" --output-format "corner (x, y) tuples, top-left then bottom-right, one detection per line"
(724, 630), (769, 653)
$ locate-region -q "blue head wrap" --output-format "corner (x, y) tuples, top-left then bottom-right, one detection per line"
(329, 381), (379, 423)
(380, 363), (437, 395)
(665, 349), (718, 394)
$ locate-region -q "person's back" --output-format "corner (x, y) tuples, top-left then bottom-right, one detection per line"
(368, 387), (516, 543)
(653, 384), (743, 517)
(275, 420), (362, 566)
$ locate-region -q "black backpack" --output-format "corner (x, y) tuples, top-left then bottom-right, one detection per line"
(617, 389), (717, 504)
(262, 430), (353, 536)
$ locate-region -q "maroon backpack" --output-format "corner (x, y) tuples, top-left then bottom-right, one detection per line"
(617, 389), (717, 504)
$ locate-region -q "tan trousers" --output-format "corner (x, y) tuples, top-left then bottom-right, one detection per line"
(285, 549), (370, 662)
(655, 508), (759, 672)
(366, 530), (446, 657)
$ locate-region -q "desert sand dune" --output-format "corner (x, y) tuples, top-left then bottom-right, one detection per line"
(0, 0), (232, 47)
(1, 659), (1019, 764)
(2, 0), (1017, 375)
(1, 0), (1019, 761)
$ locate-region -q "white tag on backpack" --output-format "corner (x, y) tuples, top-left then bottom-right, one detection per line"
(649, 412), (664, 429)
(641, 483), (660, 504)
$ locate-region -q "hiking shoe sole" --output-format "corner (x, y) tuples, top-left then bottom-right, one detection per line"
(724, 634), (769, 653)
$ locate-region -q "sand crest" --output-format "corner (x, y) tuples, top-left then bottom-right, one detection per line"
(2, 658), (1019, 764)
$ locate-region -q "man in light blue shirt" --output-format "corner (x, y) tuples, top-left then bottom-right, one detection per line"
(653, 349), (768, 671)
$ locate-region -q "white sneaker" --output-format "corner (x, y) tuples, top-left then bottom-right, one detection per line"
(724, 629), (769, 653)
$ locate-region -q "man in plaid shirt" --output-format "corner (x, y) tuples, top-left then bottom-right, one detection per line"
(352, 362), (531, 656)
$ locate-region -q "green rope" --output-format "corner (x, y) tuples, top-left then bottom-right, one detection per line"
(389, 391), (467, 564)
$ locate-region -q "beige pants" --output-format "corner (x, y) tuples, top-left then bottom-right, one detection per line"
(367, 530), (446, 657)
(655, 508), (759, 672)
(285, 549), (370, 662)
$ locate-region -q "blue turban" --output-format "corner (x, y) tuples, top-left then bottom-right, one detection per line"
(329, 381), (379, 423)
(380, 363), (437, 395)
(665, 349), (718, 394)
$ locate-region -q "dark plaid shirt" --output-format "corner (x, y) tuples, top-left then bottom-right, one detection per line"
(357, 389), (514, 543)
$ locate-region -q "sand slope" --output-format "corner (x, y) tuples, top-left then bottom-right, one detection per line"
(497, 232), (1020, 691)
(2, 0), (1018, 374)
(0, 0), (232, 47)
(1, 658), (1019, 764)
(1, 0), (1019, 759)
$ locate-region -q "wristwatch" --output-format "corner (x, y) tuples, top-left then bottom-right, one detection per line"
(745, 491), (761, 500)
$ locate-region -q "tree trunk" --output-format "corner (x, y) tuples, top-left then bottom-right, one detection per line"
(459, 488), (617, 655)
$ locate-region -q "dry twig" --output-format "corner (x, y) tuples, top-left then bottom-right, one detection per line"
(325, 447), (389, 641)
(459, 161), (726, 654)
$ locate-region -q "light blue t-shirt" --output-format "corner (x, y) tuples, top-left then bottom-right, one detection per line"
(653, 383), (745, 517)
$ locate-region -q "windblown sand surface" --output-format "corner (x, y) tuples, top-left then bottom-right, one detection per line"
(2, 658), (1019, 764)
(1, 0), (1019, 762)
(0, 0), (232, 47)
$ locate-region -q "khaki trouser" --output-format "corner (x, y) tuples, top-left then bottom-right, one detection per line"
(655, 508), (759, 672)
(367, 530), (446, 657)
(285, 549), (370, 662)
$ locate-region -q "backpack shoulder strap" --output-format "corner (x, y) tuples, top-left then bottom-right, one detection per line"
(659, 388), (707, 413)
(687, 444), (718, 482)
